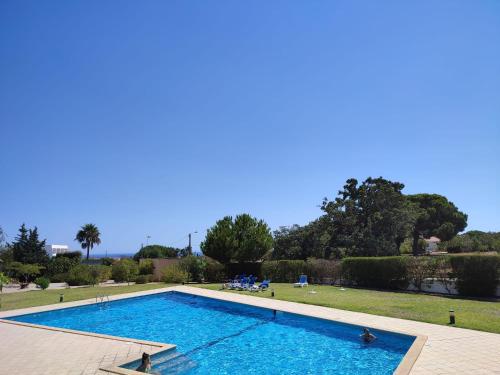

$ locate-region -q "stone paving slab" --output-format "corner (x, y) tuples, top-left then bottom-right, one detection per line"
(0, 322), (166, 375)
(1, 285), (499, 374)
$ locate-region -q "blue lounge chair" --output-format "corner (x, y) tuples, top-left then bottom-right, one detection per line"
(293, 274), (308, 288)
(228, 275), (241, 289)
(250, 279), (270, 292)
(238, 277), (249, 290)
(240, 275), (255, 290)
(247, 275), (256, 289)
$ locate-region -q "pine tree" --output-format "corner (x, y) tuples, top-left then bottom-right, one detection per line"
(12, 224), (49, 265)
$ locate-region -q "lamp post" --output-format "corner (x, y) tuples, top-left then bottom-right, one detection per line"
(146, 235), (151, 246)
(188, 231), (198, 255)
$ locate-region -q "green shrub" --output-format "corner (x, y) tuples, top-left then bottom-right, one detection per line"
(64, 265), (111, 287)
(34, 276), (50, 290)
(162, 264), (189, 284)
(66, 264), (93, 286)
(47, 256), (79, 278)
(0, 272), (11, 292)
(50, 273), (68, 283)
(341, 257), (409, 290)
(86, 265), (111, 285)
(111, 259), (139, 283)
(56, 251), (82, 260)
(179, 255), (206, 282)
(97, 265), (112, 282)
(203, 258), (225, 282)
(449, 255), (500, 297)
(100, 257), (114, 266)
(7, 262), (42, 283)
(261, 260), (309, 282)
(139, 259), (154, 275)
(134, 274), (153, 284)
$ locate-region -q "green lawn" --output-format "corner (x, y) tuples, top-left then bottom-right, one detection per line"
(0, 283), (168, 312)
(194, 283), (500, 334)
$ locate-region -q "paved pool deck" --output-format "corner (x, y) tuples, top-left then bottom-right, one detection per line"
(0, 285), (499, 374)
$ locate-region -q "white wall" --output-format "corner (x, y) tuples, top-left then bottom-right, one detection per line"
(407, 278), (500, 297)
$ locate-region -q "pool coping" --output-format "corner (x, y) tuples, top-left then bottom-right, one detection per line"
(0, 285), (427, 375)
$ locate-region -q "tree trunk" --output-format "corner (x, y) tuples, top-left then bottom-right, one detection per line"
(86, 245), (90, 260)
(412, 232), (420, 256)
(395, 237), (403, 256)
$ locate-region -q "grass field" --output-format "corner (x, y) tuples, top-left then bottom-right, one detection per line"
(0, 283), (168, 312)
(194, 283), (500, 334)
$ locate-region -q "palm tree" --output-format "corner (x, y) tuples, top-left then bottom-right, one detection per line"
(75, 224), (101, 260)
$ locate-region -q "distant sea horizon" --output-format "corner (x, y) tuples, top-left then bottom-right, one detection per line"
(87, 250), (202, 259)
(90, 252), (135, 259)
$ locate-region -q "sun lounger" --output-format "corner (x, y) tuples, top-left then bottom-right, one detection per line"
(228, 275), (241, 289)
(293, 275), (308, 288)
(237, 277), (249, 290)
(250, 279), (270, 292)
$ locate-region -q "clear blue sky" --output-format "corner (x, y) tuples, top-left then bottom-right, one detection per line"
(1, 1), (499, 254)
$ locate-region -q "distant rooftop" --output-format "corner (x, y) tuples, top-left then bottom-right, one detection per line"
(424, 236), (441, 243)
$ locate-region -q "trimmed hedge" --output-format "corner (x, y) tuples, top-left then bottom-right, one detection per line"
(449, 255), (499, 297)
(259, 259), (340, 284)
(307, 258), (341, 284)
(342, 257), (409, 290)
(213, 255), (499, 297)
(261, 260), (309, 283)
(225, 262), (263, 280)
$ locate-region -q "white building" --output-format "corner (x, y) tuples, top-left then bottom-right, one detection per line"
(45, 244), (70, 257)
(424, 236), (441, 253)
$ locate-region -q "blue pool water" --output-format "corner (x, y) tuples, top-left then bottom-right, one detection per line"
(7, 292), (414, 374)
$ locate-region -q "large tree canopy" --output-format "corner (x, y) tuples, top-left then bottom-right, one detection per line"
(440, 230), (500, 253)
(11, 224), (49, 265)
(321, 177), (415, 257)
(271, 178), (472, 259)
(233, 214), (274, 262)
(407, 194), (467, 255)
(133, 244), (181, 261)
(200, 216), (235, 263)
(272, 216), (332, 260)
(201, 214), (273, 263)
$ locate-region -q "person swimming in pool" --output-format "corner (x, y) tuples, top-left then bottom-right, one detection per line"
(360, 328), (376, 343)
(136, 352), (152, 373)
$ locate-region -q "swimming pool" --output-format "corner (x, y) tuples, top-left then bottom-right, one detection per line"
(7, 291), (415, 374)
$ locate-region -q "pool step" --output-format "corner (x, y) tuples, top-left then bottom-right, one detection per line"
(153, 352), (197, 374)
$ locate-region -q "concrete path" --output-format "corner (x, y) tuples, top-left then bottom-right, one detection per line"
(1, 281), (136, 294)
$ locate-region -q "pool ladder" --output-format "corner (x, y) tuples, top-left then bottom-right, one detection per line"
(96, 294), (110, 307)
